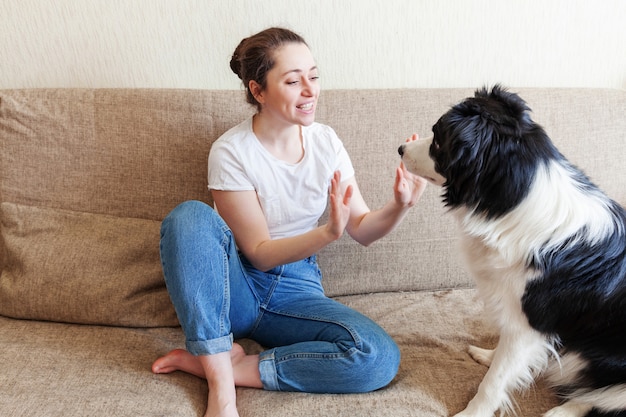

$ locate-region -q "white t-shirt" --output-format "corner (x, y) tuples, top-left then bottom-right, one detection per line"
(208, 116), (355, 240)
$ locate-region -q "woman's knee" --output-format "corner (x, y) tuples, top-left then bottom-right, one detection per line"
(358, 332), (400, 392)
(163, 200), (214, 223)
(161, 200), (220, 237)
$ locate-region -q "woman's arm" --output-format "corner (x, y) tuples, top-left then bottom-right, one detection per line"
(212, 135), (427, 269)
(211, 171), (353, 272)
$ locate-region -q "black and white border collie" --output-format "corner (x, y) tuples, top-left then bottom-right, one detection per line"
(399, 86), (626, 417)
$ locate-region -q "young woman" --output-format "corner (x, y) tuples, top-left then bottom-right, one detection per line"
(152, 27), (427, 417)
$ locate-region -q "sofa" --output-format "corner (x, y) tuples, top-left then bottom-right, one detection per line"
(0, 87), (624, 417)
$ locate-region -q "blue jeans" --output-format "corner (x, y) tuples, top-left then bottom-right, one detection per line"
(159, 200), (400, 393)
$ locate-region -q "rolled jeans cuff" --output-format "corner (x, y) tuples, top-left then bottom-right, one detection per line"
(259, 349), (279, 391)
(186, 334), (233, 356)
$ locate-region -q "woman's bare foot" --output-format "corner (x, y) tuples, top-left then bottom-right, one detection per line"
(153, 344), (261, 417)
(152, 343), (246, 379)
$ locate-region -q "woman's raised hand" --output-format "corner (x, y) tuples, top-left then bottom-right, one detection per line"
(394, 134), (428, 207)
(325, 170), (353, 240)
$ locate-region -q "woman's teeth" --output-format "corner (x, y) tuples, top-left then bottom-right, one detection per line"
(298, 103), (313, 111)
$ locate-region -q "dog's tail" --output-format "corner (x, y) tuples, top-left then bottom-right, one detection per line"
(549, 352), (626, 417)
(555, 385), (626, 417)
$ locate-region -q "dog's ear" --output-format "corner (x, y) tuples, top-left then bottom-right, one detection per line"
(433, 108), (494, 210)
(473, 85), (533, 138)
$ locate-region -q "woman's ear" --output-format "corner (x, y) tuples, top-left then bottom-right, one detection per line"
(249, 80), (264, 105)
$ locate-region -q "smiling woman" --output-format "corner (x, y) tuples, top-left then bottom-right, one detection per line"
(151, 27), (428, 417)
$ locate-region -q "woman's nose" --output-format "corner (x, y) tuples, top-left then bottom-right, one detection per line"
(302, 79), (314, 96)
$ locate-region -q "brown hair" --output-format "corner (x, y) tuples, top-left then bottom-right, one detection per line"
(230, 27), (308, 110)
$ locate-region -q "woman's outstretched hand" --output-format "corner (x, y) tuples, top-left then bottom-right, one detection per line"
(325, 170), (353, 240)
(394, 134), (428, 207)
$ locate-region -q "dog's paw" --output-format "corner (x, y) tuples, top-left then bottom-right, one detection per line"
(452, 408), (492, 417)
(543, 401), (592, 417)
(467, 345), (494, 367)
(452, 397), (498, 417)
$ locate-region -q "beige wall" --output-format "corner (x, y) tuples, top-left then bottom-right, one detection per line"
(2, 0), (625, 90)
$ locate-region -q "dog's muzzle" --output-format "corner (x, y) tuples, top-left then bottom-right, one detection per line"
(397, 137), (446, 185)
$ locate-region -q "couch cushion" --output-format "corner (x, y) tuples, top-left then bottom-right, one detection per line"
(0, 288), (560, 417)
(0, 202), (178, 326)
(0, 89), (251, 220)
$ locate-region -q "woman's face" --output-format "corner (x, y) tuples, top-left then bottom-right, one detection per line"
(253, 42), (320, 127)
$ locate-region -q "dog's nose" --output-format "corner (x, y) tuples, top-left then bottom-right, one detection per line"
(398, 145), (404, 156)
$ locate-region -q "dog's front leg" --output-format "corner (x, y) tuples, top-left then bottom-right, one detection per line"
(453, 328), (549, 417)
(468, 345), (495, 367)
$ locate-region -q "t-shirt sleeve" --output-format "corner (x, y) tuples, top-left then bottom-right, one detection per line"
(327, 126), (355, 181)
(207, 141), (255, 191)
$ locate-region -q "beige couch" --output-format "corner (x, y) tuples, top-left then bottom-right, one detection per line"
(1, 88), (624, 417)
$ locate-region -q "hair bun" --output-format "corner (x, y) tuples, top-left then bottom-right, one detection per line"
(229, 53), (242, 79)
(230, 38), (247, 79)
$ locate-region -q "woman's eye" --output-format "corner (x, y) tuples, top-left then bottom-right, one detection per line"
(286, 75), (318, 85)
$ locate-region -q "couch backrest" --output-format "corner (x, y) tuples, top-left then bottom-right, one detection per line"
(1, 88), (624, 326)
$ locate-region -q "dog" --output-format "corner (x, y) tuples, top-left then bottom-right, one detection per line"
(398, 85), (626, 417)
